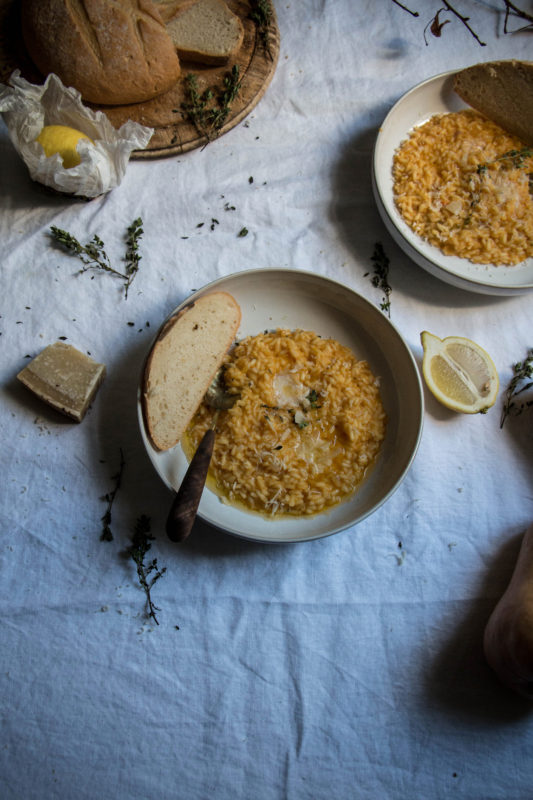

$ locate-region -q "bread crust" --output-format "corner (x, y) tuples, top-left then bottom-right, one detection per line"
(21, 0), (182, 105)
(142, 291), (241, 452)
(454, 60), (533, 147)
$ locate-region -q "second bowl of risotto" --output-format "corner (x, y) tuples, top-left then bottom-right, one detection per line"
(138, 269), (424, 543)
(372, 70), (533, 296)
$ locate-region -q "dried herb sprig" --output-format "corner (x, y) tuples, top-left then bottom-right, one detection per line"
(128, 515), (166, 625)
(181, 74), (213, 140)
(500, 348), (533, 428)
(250, 0), (274, 59)
(100, 449), (125, 541)
(182, 67), (242, 143)
(209, 65), (243, 131)
(123, 218), (144, 298)
(477, 147), (533, 175)
(369, 242), (392, 317)
(50, 218), (144, 298)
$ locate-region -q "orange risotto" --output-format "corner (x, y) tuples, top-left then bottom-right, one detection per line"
(393, 109), (533, 266)
(185, 329), (386, 517)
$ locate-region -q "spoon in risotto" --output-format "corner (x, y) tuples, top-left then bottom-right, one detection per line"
(165, 369), (237, 543)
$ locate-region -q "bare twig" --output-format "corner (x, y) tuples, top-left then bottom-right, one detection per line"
(394, 0), (533, 42)
(440, 1), (487, 45)
(392, 0), (419, 16)
(503, 0), (533, 32)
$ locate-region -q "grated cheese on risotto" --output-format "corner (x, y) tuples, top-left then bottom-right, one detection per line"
(185, 329), (386, 517)
(393, 109), (533, 266)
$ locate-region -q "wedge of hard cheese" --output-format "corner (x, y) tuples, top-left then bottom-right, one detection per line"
(142, 291), (241, 451)
(17, 342), (106, 422)
(454, 60), (533, 147)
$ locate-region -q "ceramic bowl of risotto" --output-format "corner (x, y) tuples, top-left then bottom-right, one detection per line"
(372, 70), (533, 296)
(138, 269), (424, 543)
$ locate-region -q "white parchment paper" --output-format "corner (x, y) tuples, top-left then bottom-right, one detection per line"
(0, 71), (153, 197)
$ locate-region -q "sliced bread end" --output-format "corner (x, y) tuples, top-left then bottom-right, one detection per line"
(454, 60), (533, 147)
(142, 290), (241, 451)
(165, 0), (244, 66)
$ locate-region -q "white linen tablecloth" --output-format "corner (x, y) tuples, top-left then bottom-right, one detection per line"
(1, 2), (533, 798)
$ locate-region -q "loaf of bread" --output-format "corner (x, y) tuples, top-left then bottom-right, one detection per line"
(164, 0), (244, 65)
(454, 60), (533, 147)
(142, 291), (241, 452)
(21, 0), (182, 105)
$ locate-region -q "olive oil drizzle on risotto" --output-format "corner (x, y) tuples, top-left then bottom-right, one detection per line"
(393, 110), (533, 267)
(184, 329), (386, 517)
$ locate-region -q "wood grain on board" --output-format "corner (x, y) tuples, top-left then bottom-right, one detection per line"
(0, 0), (279, 158)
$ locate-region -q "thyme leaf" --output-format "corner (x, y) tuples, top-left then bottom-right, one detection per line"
(306, 389), (321, 409)
(128, 515), (166, 625)
(100, 449), (125, 541)
(369, 242), (392, 317)
(500, 348), (533, 428)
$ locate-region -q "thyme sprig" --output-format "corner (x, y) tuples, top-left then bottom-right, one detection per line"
(181, 74), (213, 139)
(100, 449), (125, 542)
(210, 65), (243, 130)
(50, 218), (144, 298)
(182, 66), (242, 143)
(250, 0), (274, 59)
(500, 348), (533, 428)
(369, 242), (392, 317)
(477, 147), (533, 175)
(128, 515), (166, 625)
(123, 218), (144, 297)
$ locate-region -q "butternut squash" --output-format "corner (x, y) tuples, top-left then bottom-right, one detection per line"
(483, 523), (533, 699)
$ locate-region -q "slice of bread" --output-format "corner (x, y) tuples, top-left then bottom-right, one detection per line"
(21, 0), (181, 106)
(165, 0), (244, 65)
(142, 291), (241, 451)
(454, 60), (533, 147)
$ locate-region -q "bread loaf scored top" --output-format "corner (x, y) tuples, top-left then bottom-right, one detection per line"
(21, 0), (182, 105)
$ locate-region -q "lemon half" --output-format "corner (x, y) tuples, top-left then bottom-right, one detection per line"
(36, 125), (94, 169)
(421, 331), (499, 414)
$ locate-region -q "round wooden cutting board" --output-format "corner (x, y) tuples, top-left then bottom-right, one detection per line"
(0, 0), (280, 159)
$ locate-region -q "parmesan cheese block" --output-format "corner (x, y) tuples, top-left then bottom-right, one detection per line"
(17, 342), (106, 422)
(142, 291), (241, 451)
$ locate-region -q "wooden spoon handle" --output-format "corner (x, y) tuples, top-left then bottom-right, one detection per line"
(165, 429), (215, 543)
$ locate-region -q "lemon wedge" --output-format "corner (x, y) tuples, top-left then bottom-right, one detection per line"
(36, 125), (94, 169)
(421, 331), (499, 414)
